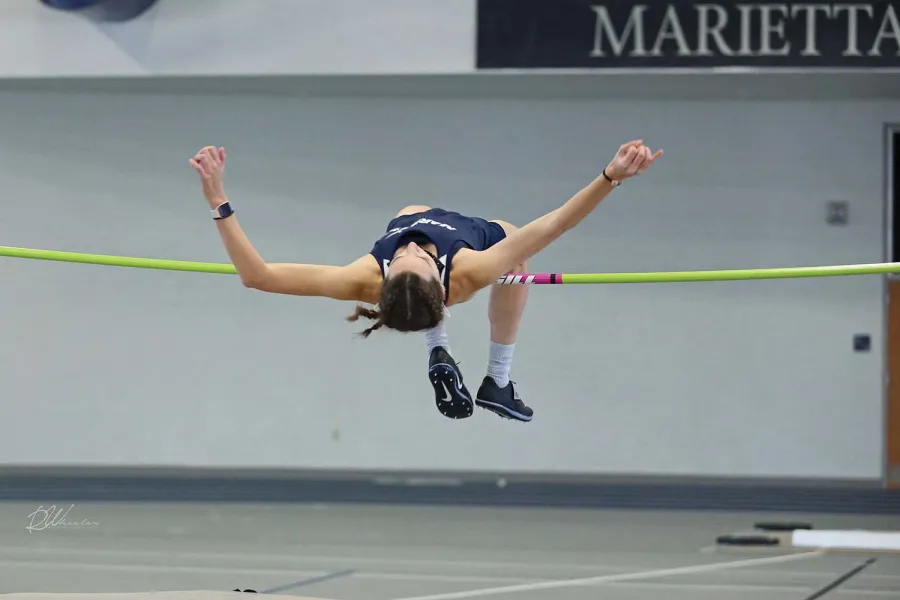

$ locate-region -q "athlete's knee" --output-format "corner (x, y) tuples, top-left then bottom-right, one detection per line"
(395, 205), (431, 218)
(491, 219), (518, 235)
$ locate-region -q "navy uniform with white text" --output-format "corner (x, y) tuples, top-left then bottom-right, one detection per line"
(370, 208), (533, 422)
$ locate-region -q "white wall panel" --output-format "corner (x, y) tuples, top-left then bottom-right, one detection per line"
(0, 0), (474, 76)
(0, 87), (894, 479)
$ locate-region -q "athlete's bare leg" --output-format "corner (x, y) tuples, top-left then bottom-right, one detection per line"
(487, 220), (528, 350)
(472, 220), (533, 421)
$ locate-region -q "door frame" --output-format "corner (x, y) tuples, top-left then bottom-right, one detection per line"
(885, 123), (900, 487)
(887, 124), (898, 271)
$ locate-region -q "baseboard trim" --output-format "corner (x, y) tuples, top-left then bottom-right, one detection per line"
(0, 467), (896, 514)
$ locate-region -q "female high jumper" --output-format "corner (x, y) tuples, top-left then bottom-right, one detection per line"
(190, 139), (662, 423)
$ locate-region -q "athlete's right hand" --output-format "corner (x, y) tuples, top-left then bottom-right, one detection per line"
(189, 145), (227, 207)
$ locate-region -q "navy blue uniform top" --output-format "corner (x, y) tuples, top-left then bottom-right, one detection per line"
(369, 208), (507, 302)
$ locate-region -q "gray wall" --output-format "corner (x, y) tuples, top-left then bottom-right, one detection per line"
(0, 84), (895, 480)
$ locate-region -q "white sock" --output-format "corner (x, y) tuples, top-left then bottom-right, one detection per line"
(487, 341), (515, 388)
(424, 323), (450, 356)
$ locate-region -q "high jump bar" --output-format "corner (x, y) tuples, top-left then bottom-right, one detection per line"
(2, 245), (900, 283)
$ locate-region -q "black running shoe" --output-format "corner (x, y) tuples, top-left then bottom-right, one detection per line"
(428, 347), (473, 419)
(475, 377), (533, 422)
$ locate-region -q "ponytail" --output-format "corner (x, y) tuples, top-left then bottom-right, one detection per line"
(346, 304), (383, 338)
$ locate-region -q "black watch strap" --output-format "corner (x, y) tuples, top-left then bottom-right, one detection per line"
(602, 169), (621, 187)
(211, 201), (234, 220)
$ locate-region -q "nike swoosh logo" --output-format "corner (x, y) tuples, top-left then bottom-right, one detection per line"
(441, 381), (453, 402)
(432, 363), (467, 397)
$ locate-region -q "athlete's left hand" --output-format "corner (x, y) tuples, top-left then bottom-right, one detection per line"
(605, 140), (662, 182)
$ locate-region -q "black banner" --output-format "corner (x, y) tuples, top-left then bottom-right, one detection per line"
(476, 0), (900, 69)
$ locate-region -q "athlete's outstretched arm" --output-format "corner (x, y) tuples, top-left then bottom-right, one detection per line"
(456, 140), (662, 291)
(213, 214), (375, 300)
(190, 145), (378, 302)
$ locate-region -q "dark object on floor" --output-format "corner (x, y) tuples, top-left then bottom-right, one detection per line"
(232, 590), (257, 594)
(716, 533), (781, 546)
(754, 521), (814, 531)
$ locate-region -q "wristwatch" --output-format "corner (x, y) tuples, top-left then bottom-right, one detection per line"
(211, 201), (234, 220)
(602, 169), (621, 187)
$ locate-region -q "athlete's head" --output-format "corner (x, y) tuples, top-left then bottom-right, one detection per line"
(347, 241), (445, 337)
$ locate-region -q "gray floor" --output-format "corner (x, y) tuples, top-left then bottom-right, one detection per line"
(0, 502), (898, 599)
